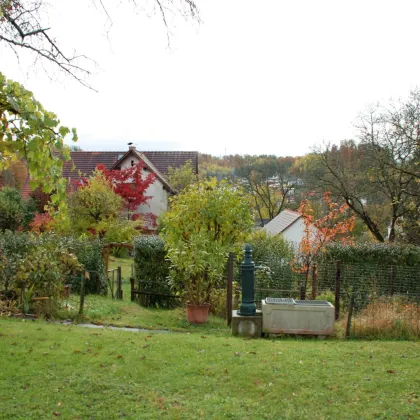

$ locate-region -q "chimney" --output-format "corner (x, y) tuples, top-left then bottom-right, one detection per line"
(128, 142), (136, 151)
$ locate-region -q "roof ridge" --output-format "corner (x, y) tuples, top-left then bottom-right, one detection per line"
(283, 209), (301, 215)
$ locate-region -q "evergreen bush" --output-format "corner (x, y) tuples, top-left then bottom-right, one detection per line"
(133, 235), (173, 308)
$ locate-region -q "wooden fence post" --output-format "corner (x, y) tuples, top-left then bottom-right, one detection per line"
(130, 277), (135, 302)
(227, 253), (234, 327)
(79, 272), (86, 315)
(116, 266), (122, 300)
(311, 263), (318, 300)
(335, 261), (341, 320)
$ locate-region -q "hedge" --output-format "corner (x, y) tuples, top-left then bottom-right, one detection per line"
(133, 235), (174, 308)
(318, 243), (420, 266)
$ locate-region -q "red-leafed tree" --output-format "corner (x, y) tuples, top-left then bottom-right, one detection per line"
(293, 192), (356, 296)
(96, 162), (156, 225)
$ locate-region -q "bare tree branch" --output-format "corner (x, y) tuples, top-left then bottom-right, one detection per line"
(0, 0), (200, 89)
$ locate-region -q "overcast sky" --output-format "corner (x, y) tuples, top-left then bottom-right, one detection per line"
(3, 0), (420, 157)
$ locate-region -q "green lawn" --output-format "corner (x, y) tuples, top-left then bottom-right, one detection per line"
(0, 318), (419, 419)
(108, 256), (134, 300)
(62, 255), (228, 333)
(63, 292), (228, 334)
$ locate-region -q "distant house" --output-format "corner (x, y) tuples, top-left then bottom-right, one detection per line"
(262, 209), (311, 248)
(21, 145), (198, 225)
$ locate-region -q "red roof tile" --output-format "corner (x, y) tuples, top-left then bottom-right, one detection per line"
(16, 150), (198, 198)
(64, 151), (198, 181)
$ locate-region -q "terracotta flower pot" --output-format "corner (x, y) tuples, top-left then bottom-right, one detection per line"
(186, 303), (210, 324)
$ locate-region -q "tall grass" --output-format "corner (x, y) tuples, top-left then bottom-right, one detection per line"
(350, 296), (420, 339)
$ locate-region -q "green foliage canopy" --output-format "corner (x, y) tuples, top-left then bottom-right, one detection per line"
(0, 72), (77, 206)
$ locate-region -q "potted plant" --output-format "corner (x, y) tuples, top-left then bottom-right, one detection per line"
(161, 179), (253, 324)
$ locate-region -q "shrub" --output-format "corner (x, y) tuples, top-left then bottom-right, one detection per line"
(209, 282), (241, 318)
(0, 232), (107, 296)
(0, 231), (33, 290)
(0, 232), (82, 316)
(161, 179), (253, 306)
(0, 187), (25, 231)
(133, 235), (173, 308)
(12, 243), (81, 316)
(60, 236), (107, 294)
(29, 213), (53, 234)
(105, 218), (142, 257)
(316, 291), (335, 305)
(247, 230), (296, 291)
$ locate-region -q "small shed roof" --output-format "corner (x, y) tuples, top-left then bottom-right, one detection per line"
(262, 209), (302, 235)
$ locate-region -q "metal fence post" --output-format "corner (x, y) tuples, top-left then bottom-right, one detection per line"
(311, 263), (318, 300)
(335, 261), (341, 320)
(345, 293), (356, 338)
(227, 252), (234, 326)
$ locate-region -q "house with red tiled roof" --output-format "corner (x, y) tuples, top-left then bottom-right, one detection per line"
(21, 145), (198, 224)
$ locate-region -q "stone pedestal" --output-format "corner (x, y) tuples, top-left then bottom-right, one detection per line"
(231, 310), (262, 338)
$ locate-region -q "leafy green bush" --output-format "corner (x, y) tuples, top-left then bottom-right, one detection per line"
(59, 236), (107, 294)
(0, 232), (106, 296)
(209, 282), (241, 318)
(161, 179), (253, 306)
(0, 187), (25, 231)
(247, 230), (296, 290)
(316, 291), (335, 305)
(0, 232), (82, 316)
(318, 243), (420, 266)
(105, 218), (141, 258)
(133, 235), (173, 308)
(0, 231), (33, 290)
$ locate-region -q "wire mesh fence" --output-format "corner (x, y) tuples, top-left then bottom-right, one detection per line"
(250, 255), (420, 339)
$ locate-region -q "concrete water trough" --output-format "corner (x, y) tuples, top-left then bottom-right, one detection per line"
(262, 297), (335, 337)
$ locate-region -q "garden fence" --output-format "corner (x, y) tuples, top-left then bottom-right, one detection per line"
(244, 255), (420, 339)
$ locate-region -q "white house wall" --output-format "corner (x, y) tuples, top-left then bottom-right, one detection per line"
(119, 155), (169, 218)
(281, 218), (307, 248)
(281, 218), (318, 250)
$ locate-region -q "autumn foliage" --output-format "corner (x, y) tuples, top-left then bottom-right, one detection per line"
(29, 213), (53, 234)
(96, 162), (155, 220)
(293, 192), (355, 276)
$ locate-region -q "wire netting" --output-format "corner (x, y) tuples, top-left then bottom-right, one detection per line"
(247, 255), (420, 339)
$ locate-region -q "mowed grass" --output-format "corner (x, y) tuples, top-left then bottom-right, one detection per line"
(108, 256), (133, 299)
(63, 294), (228, 334)
(63, 255), (228, 334)
(1, 318), (419, 419)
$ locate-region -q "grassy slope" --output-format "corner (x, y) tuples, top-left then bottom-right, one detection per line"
(0, 318), (419, 419)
